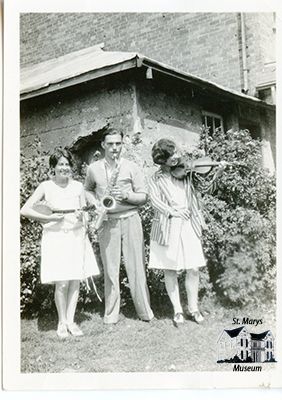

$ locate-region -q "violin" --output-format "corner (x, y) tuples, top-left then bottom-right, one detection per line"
(170, 155), (230, 179)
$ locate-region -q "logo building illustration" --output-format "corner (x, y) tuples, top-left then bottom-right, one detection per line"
(217, 326), (275, 363)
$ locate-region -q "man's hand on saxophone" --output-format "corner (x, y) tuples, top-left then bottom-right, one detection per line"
(111, 185), (147, 206)
(111, 185), (129, 202)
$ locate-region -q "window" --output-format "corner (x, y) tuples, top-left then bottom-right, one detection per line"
(202, 111), (224, 134)
(241, 350), (244, 359)
(239, 120), (261, 139)
(246, 339), (248, 347)
(256, 84), (276, 105)
(241, 339), (244, 347)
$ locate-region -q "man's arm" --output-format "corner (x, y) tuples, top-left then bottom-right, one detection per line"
(85, 190), (100, 207)
(111, 161), (147, 205)
(84, 166), (100, 207)
(112, 190), (147, 205)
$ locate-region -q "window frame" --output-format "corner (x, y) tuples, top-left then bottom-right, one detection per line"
(202, 110), (224, 134)
(256, 83), (276, 105)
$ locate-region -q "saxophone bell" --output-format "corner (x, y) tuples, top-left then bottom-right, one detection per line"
(101, 156), (118, 210)
(94, 157), (121, 231)
(101, 195), (116, 210)
(94, 195), (116, 231)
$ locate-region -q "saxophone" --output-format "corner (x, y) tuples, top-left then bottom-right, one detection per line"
(94, 157), (121, 230)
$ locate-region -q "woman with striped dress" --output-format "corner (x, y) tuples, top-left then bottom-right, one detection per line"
(148, 139), (207, 327)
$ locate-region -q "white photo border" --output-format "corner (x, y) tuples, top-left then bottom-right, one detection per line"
(3, 0), (282, 391)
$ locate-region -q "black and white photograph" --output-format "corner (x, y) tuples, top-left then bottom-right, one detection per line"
(2, 0), (282, 392)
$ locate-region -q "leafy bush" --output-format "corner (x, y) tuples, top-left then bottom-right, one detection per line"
(20, 139), (52, 316)
(20, 129), (276, 317)
(199, 129), (276, 305)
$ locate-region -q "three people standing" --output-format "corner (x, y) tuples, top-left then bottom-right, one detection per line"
(21, 132), (212, 337)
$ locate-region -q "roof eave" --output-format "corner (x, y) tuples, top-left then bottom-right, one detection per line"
(138, 56), (275, 110)
(20, 58), (138, 100)
(20, 52), (275, 111)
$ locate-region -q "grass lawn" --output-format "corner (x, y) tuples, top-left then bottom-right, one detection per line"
(21, 297), (276, 373)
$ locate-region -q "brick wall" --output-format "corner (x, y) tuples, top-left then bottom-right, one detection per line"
(20, 12), (244, 92)
(20, 13), (275, 96)
(244, 13), (276, 95)
(20, 13), (275, 95)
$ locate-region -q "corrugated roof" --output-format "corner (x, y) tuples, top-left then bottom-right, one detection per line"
(20, 45), (275, 108)
(20, 45), (138, 95)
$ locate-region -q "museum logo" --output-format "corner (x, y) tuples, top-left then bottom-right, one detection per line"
(217, 326), (276, 371)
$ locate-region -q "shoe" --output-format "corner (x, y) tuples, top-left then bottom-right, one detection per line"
(103, 313), (125, 325)
(103, 320), (118, 325)
(140, 314), (156, 322)
(190, 311), (204, 324)
(173, 312), (184, 327)
(57, 322), (69, 339)
(67, 322), (84, 336)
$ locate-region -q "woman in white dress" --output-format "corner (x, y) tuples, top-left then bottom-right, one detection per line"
(148, 139), (207, 327)
(21, 149), (100, 338)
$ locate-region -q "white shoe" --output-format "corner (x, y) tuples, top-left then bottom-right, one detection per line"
(190, 311), (204, 324)
(67, 322), (84, 336)
(173, 312), (184, 327)
(57, 322), (69, 339)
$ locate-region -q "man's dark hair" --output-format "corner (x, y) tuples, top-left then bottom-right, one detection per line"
(151, 139), (176, 165)
(101, 129), (124, 142)
(49, 148), (74, 168)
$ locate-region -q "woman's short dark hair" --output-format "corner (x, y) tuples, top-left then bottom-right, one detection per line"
(151, 139), (176, 165)
(49, 148), (74, 168)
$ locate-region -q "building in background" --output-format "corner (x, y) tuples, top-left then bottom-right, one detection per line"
(20, 13), (276, 102)
(20, 13), (276, 170)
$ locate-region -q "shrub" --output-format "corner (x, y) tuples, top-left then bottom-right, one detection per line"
(20, 139), (51, 316)
(199, 128), (276, 305)
(20, 129), (276, 317)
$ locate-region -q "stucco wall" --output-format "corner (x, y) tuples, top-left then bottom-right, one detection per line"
(20, 70), (275, 172)
(137, 79), (202, 150)
(20, 75), (206, 170)
(20, 76), (135, 158)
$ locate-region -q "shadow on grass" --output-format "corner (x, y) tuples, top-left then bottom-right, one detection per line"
(36, 289), (173, 331)
(37, 310), (94, 332)
(120, 299), (172, 321)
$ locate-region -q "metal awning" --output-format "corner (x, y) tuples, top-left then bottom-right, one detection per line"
(20, 45), (275, 109)
(20, 44), (138, 98)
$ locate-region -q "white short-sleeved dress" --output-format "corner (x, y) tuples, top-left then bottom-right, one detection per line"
(148, 177), (206, 271)
(39, 179), (100, 284)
